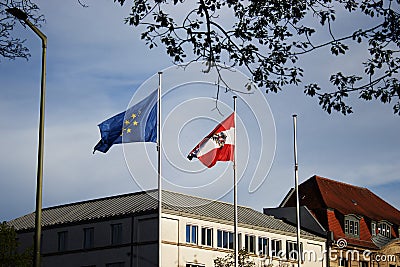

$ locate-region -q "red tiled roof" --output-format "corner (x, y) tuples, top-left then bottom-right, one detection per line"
(327, 209), (344, 237)
(359, 217), (371, 241)
(326, 208), (378, 249)
(337, 235), (379, 250)
(281, 175), (400, 249)
(314, 176), (400, 225)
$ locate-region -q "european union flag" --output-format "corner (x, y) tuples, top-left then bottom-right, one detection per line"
(93, 90), (158, 153)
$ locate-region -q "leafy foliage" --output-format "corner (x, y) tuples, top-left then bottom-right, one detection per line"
(0, 222), (32, 267)
(214, 249), (255, 267)
(0, 0), (44, 61)
(115, 0), (400, 115)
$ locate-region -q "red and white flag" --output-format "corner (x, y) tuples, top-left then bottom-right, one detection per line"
(187, 113), (235, 168)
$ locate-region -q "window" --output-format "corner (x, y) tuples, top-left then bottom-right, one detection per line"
(271, 239), (282, 257)
(186, 224), (198, 244)
(244, 235), (256, 254)
(217, 230), (234, 249)
(339, 258), (348, 267)
(223, 231), (228, 248)
(286, 241), (302, 260)
(217, 230), (222, 247)
(57, 231), (68, 252)
(378, 221), (391, 238)
(344, 215), (360, 237)
(83, 227), (94, 249)
(229, 232), (234, 249)
(258, 237), (269, 256)
(371, 222), (376, 236)
(201, 227), (212, 247)
(111, 223), (122, 245)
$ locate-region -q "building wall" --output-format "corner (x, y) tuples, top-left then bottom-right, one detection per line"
(162, 213), (327, 267)
(16, 214), (158, 267)
(326, 241), (400, 267)
(328, 246), (375, 267)
(374, 240), (400, 267)
(15, 211), (326, 267)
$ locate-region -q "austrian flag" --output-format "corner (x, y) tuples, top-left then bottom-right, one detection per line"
(187, 113), (235, 168)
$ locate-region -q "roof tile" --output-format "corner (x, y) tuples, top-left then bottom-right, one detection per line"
(314, 176), (400, 225)
(8, 190), (319, 239)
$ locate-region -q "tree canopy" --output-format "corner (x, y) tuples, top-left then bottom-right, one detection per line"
(0, 0), (43, 61)
(115, 0), (400, 115)
(214, 249), (256, 267)
(0, 222), (32, 267)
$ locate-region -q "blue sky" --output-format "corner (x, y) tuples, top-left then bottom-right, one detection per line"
(1, 0), (399, 222)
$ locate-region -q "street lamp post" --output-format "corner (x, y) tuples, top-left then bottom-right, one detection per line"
(6, 7), (47, 267)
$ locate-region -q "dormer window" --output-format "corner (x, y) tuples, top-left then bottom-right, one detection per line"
(371, 222), (376, 236)
(344, 215), (360, 237)
(377, 221), (391, 238)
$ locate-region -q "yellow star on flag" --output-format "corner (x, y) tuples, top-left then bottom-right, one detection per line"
(133, 121), (138, 126)
(131, 113), (136, 119)
(127, 128), (131, 133)
(124, 120), (130, 125)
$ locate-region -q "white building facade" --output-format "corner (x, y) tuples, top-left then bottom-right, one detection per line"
(8, 190), (327, 267)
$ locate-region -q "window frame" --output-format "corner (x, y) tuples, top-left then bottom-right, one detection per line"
(186, 224), (198, 245)
(286, 240), (303, 260)
(378, 221), (392, 238)
(271, 239), (282, 258)
(238, 233), (242, 250)
(339, 257), (348, 267)
(83, 227), (94, 249)
(111, 223), (122, 245)
(201, 227), (213, 247)
(371, 222), (376, 236)
(258, 237), (269, 256)
(344, 215), (360, 237)
(57, 231), (68, 252)
(244, 234), (256, 254)
(217, 229), (234, 250)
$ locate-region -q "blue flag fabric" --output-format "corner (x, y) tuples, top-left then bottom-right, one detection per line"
(94, 90), (158, 153)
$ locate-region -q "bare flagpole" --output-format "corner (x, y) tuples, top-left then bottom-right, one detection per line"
(293, 114), (301, 267)
(233, 96), (238, 267)
(5, 8), (47, 267)
(158, 72), (163, 267)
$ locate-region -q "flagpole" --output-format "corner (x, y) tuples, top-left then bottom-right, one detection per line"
(157, 72), (163, 267)
(293, 114), (301, 267)
(233, 96), (238, 267)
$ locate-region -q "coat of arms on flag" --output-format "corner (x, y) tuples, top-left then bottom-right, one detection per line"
(187, 113), (235, 168)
